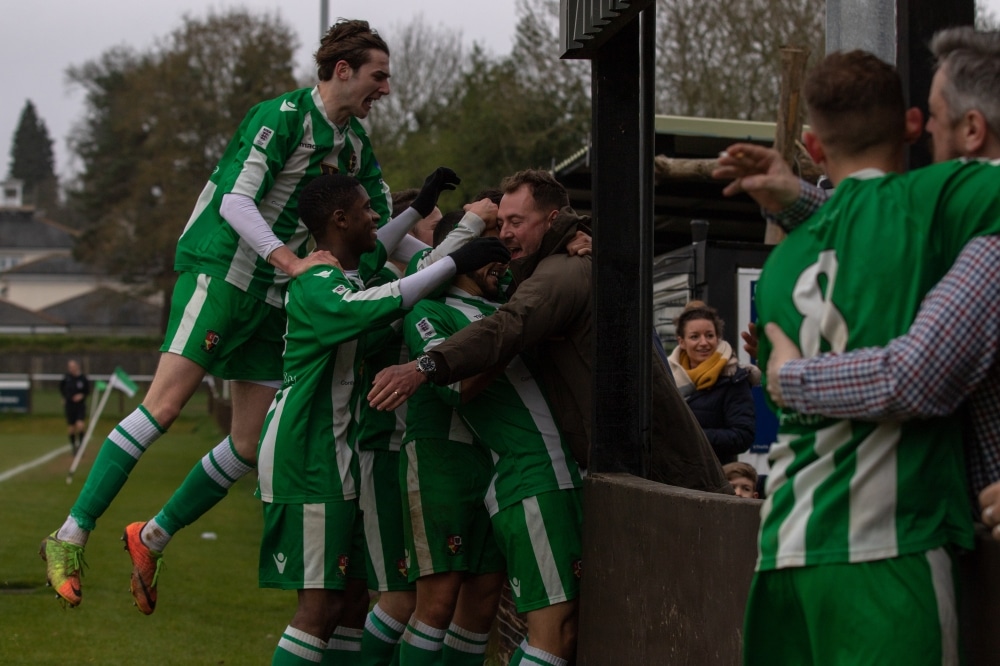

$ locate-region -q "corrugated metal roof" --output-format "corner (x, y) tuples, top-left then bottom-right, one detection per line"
(0, 210), (76, 250)
(41, 287), (159, 329)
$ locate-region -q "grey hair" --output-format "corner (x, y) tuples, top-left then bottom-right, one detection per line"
(930, 27), (1000, 137)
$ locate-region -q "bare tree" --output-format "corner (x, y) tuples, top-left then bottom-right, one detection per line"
(656, 0), (825, 120)
(365, 15), (466, 151)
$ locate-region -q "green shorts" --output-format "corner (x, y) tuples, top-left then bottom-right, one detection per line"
(744, 547), (960, 666)
(401, 439), (505, 582)
(161, 272), (285, 382)
(491, 489), (582, 613)
(259, 499), (366, 590)
(358, 449), (414, 592)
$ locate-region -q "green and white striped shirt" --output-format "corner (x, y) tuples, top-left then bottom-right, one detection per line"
(755, 160), (1000, 570)
(403, 287), (583, 515)
(257, 247), (404, 504)
(175, 86), (391, 308)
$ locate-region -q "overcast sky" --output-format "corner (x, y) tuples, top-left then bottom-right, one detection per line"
(0, 0), (521, 180)
(3, 1), (999, 182)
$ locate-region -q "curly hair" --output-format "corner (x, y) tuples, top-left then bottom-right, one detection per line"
(298, 174), (363, 240)
(315, 19), (389, 81)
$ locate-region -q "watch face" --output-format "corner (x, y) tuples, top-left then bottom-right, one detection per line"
(417, 355), (436, 374)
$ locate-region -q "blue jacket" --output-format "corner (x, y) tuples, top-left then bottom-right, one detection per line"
(685, 366), (756, 465)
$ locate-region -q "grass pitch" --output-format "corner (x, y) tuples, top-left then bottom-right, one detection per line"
(0, 389), (294, 665)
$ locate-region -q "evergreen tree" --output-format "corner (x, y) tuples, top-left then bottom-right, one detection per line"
(8, 100), (57, 206)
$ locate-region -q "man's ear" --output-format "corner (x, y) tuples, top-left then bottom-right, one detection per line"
(545, 207), (559, 229)
(334, 59), (353, 81)
(903, 107), (925, 145)
(803, 130), (825, 166)
(332, 208), (349, 229)
(962, 109), (989, 156)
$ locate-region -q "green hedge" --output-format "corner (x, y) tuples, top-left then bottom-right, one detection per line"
(0, 335), (161, 353)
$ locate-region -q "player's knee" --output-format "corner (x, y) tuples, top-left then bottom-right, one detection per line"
(229, 433), (260, 463)
(416, 586), (460, 627)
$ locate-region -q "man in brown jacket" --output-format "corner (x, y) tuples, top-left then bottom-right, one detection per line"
(369, 169), (730, 493)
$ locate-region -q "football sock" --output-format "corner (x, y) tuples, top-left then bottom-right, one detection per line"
(139, 517), (171, 552)
(441, 624), (490, 665)
(360, 604), (406, 665)
(399, 619), (446, 666)
(153, 436), (254, 539)
(273, 626), (326, 664)
(323, 626), (363, 665)
(67, 406), (164, 531)
(56, 515), (89, 547)
(509, 640), (567, 666)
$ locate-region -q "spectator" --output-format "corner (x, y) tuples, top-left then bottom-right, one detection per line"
(719, 27), (1000, 538)
(369, 170), (730, 494)
(726, 50), (1000, 665)
(722, 462), (759, 499)
(667, 301), (757, 465)
(59, 360), (90, 455)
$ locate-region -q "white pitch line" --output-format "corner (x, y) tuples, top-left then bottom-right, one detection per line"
(0, 445), (71, 483)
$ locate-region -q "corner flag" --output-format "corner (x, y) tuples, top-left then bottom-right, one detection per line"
(108, 366), (138, 398)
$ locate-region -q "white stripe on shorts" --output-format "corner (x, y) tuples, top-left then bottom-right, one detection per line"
(523, 496), (565, 603)
(405, 442), (434, 577)
(303, 503), (326, 588)
(926, 547), (959, 666)
(168, 273), (211, 355)
(359, 450), (387, 589)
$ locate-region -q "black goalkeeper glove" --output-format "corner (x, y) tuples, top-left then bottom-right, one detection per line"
(411, 167), (461, 217)
(448, 237), (511, 275)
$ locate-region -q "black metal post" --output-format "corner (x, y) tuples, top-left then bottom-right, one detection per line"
(589, 4), (655, 475)
(896, 0), (975, 168)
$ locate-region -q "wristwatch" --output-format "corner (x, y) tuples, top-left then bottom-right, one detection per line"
(415, 353), (437, 381)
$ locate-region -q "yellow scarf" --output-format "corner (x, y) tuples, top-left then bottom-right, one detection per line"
(680, 350), (727, 391)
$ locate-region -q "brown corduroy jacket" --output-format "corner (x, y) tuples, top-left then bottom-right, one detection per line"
(427, 207), (731, 494)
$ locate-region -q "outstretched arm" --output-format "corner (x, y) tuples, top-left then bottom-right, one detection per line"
(220, 193), (340, 277)
(713, 142), (829, 231)
(768, 236), (1000, 420)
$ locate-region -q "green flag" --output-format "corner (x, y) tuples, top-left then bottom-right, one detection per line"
(109, 366), (138, 398)
(95, 380), (107, 391)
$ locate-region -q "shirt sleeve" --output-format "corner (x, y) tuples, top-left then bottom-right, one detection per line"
(767, 181), (829, 232)
(778, 236), (1000, 419)
(402, 305), (463, 406)
(298, 268), (404, 348)
(429, 256), (591, 384)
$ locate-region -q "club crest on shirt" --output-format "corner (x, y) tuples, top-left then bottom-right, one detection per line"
(201, 330), (221, 353)
(321, 162), (340, 175)
(254, 126), (274, 149)
(347, 152), (359, 174)
(447, 534), (463, 555)
(333, 285), (349, 295)
(337, 554), (349, 577)
(416, 317), (437, 341)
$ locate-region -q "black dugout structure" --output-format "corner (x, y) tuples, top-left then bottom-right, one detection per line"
(561, 1), (998, 664)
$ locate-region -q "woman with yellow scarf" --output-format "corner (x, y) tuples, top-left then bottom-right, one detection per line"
(667, 301), (759, 465)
